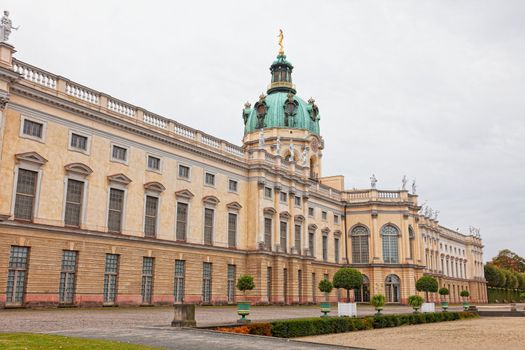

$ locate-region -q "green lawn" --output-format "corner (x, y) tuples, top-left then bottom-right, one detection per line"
(0, 333), (163, 350)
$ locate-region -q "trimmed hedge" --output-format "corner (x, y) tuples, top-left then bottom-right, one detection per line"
(488, 287), (525, 303)
(268, 312), (478, 338)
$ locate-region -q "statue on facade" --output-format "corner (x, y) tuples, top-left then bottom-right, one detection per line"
(255, 94), (267, 129)
(301, 147), (308, 166)
(258, 129), (265, 148)
(242, 101), (251, 125)
(275, 136), (281, 155)
(288, 142), (295, 162)
(411, 179), (417, 194)
(0, 11), (19, 42)
(401, 175), (408, 190)
(370, 174), (377, 189)
(433, 210), (439, 220)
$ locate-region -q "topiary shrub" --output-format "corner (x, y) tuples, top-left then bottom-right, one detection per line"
(416, 276), (438, 302)
(236, 274), (255, 297)
(318, 278), (333, 301)
(370, 294), (385, 314)
(332, 268), (363, 302)
(438, 287), (449, 297)
(460, 290), (470, 298)
(408, 295), (424, 312)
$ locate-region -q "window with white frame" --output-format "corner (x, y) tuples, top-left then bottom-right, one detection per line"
(103, 254), (119, 304)
(111, 145), (127, 162)
(6, 246), (29, 306)
(280, 221), (287, 253)
(22, 118), (43, 139)
(70, 133), (88, 151)
(294, 224), (301, 254)
(280, 192), (287, 203)
(294, 196), (301, 207)
(174, 260), (185, 303)
(64, 179), (84, 227)
(202, 262), (212, 303)
(59, 250), (77, 304)
(351, 226), (369, 264)
(334, 236), (340, 263)
(147, 155), (161, 171)
(14, 169), (38, 221)
(228, 213), (237, 248)
(178, 165), (190, 179)
(229, 179), (238, 192)
(144, 195), (159, 237)
(176, 202), (188, 241)
(321, 211), (327, 221)
(264, 187), (272, 199)
(204, 208), (214, 245)
(108, 188), (125, 232)
(227, 264), (236, 303)
(308, 229), (315, 257)
(308, 207), (314, 217)
(322, 235), (328, 261)
(204, 172), (215, 186)
(381, 225), (399, 263)
(141, 257), (154, 304)
(264, 217), (272, 249)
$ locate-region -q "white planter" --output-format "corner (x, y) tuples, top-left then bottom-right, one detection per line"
(337, 302), (357, 317)
(421, 302), (435, 313)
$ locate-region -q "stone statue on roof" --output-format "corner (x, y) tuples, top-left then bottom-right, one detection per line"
(370, 174), (377, 189)
(411, 179), (417, 194)
(1, 11), (19, 42)
(258, 129), (265, 148)
(401, 175), (408, 190)
(275, 136), (281, 155)
(301, 147), (308, 166)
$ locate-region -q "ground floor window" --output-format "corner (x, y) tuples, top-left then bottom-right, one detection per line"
(298, 269), (303, 303)
(354, 275), (370, 302)
(267, 266), (272, 302)
(311, 272), (316, 302)
(59, 250), (77, 304)
(174, 260), (185, 303)
(283, 268), (288, 304)
(141, 257), (154, 304)
(385, 274), (400, 303)
(103, 254), (119, 304)
(202, 262), (212, 303)
(6, 246), (29, 305)
(227, 264), (236, 303)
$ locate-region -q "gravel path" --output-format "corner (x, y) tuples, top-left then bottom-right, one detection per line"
(299, 317), (525, 350)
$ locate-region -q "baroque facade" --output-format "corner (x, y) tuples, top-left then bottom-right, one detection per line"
(0, 39), (487, 308)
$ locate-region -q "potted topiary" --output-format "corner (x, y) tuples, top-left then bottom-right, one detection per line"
(460, 290), (470, 311)
(318, 278), (333, 317)
(236, 274), (255, 323)
(416, 275), (438, 313)
(333, 267), (363, 317)
(408, 295), (424, 313)
(371, 294), (385, 315)
(438, 287), (450, 312)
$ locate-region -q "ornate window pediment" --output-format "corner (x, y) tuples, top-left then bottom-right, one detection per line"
(202, 195), (220, 206)
(279, 211), (291, 220)
(294, 214), (305, 222)
(308, 223), (318, 231)
(333, 230), (342, 237)
(65, 162), (93, 176)
(175, 189), (194, 199)
(144, 181), (165, 193)
(263, 207), (276, 215)
(107, 173), (132, 185)
(321, 227), (331, 235)
(226, 201), (242, 211)
(15, 151), (48, 165)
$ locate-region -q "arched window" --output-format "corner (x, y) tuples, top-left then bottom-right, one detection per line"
(354, 275), (370, 302)
(385, 274), (400, 303)
(350, 226), (369, 264)
(408, 226), (415, 259)
(381, 224), (399, 263)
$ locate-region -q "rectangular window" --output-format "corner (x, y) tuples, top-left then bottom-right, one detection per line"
(6, 246), (29, 305)
(22, 119), (43, 138)
(264, 187), (272, 199)
(322, 211), (327, 221)
(14, 169), (38, 221)
(283, 268), (288, 304)
(59, 250), (77, 304)
(294, 196), (301, 207)
(264, 217), (272, 249)
(103, 254), (119, 304)
(178, 165), (190, 179)
(228, 213), (237, 248)
(311, 272), (316, 302)
(227, 264), (236, 303)
(174, 260), (185, 303)
(280, 192), (287, 203)
(308, 231), (315, 257)
(144, 196), (159, 237)
(334, 215), (339, 224)
(202, 262), (212, 303)
(204, 208), (214, 245)
(176, 202), (188, 241)
(322, 235), (328, 261)
(205, 172), (215, 186)
(107, 188), (124, 232)
(111, 145), (127, 162)
(334, 237), (340, 263)
(147, 156), (161, 171)
(70, 133), (88, 151)
(229, 179), (238, 192)
(64, 179), (84, 227)
(308, 207), (314, 217)
(280, 221), (287, 253)
(298, 269), (303, 303)
(267, 266), (272, 302)
(294, 224), (301, 255)
(141, 257), (154, 304)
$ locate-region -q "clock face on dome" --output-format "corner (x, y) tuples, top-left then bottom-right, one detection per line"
(311, 140), (319, 152)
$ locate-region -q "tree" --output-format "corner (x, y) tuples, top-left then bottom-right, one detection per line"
(497, 269), (507, 288)
(518, 273), (525, 290)
(332, 267), (363, 303)
(505, 271), (518, 290)
(484, 264), (500, 287)
(236, 275), (255, 297)
(491, 249), (525, 273)
(415, 276), (438, 302)
(438, 287), (449, 300)
(318, 278), (333, 301)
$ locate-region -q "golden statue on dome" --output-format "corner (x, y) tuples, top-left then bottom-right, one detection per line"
(278, 29), (284, 55)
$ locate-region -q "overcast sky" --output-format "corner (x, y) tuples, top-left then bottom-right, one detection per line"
(5, 0), (525, 260)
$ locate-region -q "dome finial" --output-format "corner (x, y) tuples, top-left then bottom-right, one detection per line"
(278, 29), (285, 55)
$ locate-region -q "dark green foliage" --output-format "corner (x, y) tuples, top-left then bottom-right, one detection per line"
(236, 275), (255, 295)
(318, 279), (333, 294)
(332, 268), (363, 302)
(438, 287), (449, 296)
(268, 312), (478, 338)
(497, 269), (507, 288)
(484, 264), (500, 287)
(416, 276), (438, 301)
(488, 287), (525, 303)
(370, 294), (385, 308)
(408, 295), (424, 309)
(460, 290), (470, 298)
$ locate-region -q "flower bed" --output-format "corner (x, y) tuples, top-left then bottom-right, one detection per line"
(215, 311), (478, 338)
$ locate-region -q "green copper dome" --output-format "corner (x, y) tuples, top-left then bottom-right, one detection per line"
(242, 54), (321, 135)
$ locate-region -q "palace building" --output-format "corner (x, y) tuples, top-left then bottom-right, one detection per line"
(0, 36), (487, 308)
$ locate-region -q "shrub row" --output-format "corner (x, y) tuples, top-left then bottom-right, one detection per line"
(216, 312), (478, 338)
(487, 287), (525, 303)
(269, 312), (478, 338)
